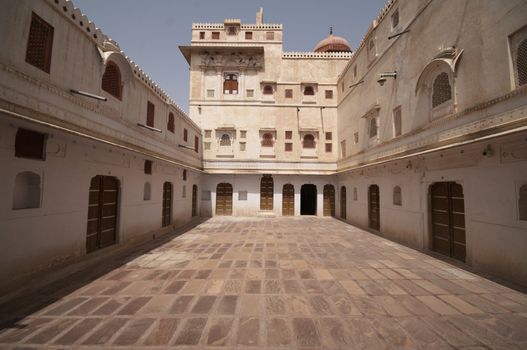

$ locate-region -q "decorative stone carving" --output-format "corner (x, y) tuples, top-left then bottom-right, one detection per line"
(199, 51), (263, 69)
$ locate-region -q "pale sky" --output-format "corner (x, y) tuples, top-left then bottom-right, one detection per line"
(75, 0), (388, 112)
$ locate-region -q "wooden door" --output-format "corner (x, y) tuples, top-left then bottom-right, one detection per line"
(340, 186), (347, 219)
(323, 185), (335, 217)
(162, 182), (172, 227)
(216, 183), (233, 215)
(368, 184), (380, 230)
(282, 184), (294, 216)
(260, 176), (274, 210)
(430, 182), (466, 262)
(86, 175), (119, 253)
(192, 185), (198, 217)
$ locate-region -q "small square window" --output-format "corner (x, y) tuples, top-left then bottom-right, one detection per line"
(391, 9), (399, 28)
(207, 89), (215, 98)
(285, 131), (292, 139)
(227, 26), (237, 35)
(285, 89), (293, 98)
(246, 89), (254, 97)
(325, 132), (332, 140)
(266, 31), (274, 40)
(240, 142), (246, 151)
(144, 160), (152, 174)
(184, 129), (188, 142)
(212, 32), (220, 39)
(205, 130), (212, 138)
(245, 31), (253, 40)
(204, 142), (211, 150)
(325, 90), (333, 99)
(199, 31), (205, 39)
(240, 130), (247, 138)
(325, 143), (332, 152)
(285, 142), (293, 152)
(354, 132), (359, 144)
(15, 128), (46, 160)
(239, 190), (248, 200)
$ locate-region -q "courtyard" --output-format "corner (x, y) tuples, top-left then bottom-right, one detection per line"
(0, 217), (526, 349)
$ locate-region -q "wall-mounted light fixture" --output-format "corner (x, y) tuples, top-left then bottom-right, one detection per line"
(388, 29), (410, 40)
(349, 80), (364, 88)
(377, 71), (397, 86)
(70, 89), (107, 101)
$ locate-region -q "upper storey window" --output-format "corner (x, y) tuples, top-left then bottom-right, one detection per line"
(15, 128), (46, 160)
(227, 26), (238, 35)
(263, 85), (274, 95)
(391, 9), (399, 29)
(223, 73), (238, 94)
(212, 32), (220, 40)
(26, 12), (54, 73)
(303, 86), (315, 96)
(518, 39), (527, 86)
(220, 134), (231, 146)
(101, 61), (122, 100)
(146, 101), (155, 127)
(199, 31), (205, 39)
(167, 112), (175, 133)
(245, 32), (253, 40)
(303, 134), (315, 149)
(261, 133), (274, 147)
(432, 72), (452, 108)
(266, 32), (275, 40)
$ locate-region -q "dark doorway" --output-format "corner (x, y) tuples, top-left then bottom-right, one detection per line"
(323, 184), (335, 217)
(162, 182), (172, 227)
(368, 184), (380, 230)
(340, 186), (347, 219)
(192, 184), (198, 217)
(86, 175), (119, 253)
(216, 183), (233, 215)
(301, 184), (317, 215)
(430, 182), (466, 262)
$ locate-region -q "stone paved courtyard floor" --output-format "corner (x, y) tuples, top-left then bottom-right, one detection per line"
(1, 217), (527, 349)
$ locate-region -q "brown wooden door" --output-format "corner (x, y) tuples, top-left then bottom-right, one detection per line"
(340, 186), (347, 219)
(282, 184), (294, 216)
(216, 183), (233, 215)
(162, 182), (172, 227)
(430, 182), (466, 262)
(86, 175), (119, 253)
(260, 176), (274, 210)
(323, 184), (335, 216)
(368, 184), (380, 230)
(192, 185), (198, 217)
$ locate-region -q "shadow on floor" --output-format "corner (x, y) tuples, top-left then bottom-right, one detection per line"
(0, 217), (210, 331)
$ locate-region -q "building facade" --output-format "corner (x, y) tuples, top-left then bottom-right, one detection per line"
(1, 0), (527, 296)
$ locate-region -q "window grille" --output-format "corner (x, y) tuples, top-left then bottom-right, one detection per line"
(325, 90), (333, 99)
(303, 134), (315, 148)
(101, 62), (122, 99)
(261, 133), (274, 147)
(146, 101), (155, 127)
(518, 39), (527, 86)
(285, 143), (293, 152)
(285, 89), (293, 98)
(26, 13), (54, 73)
(223, 73), (238, 94)
(220, 134), (231, 146)
(432, 72), (452, 107)
(144, 160), (152, 174)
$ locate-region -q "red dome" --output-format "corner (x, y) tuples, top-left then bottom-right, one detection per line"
(314, 29), (352, 53)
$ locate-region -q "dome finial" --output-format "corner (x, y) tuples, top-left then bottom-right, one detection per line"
(330, 26), (333, 35)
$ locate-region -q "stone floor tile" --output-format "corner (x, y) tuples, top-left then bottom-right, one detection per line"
(173, 317), (207, 345)
(206, 317), (234, 346)
(267, 318), (292, 347)
(52, 318), (101, 345)
(112, 317), (155, 345)
(117, 296), (151, 315)
(216, 295), (238, 315)
(292, 318), (321, 347)
(318, 317), (354, 349)
(143, 318), (180, 346)
(237, 317), (261, 346)
(438, 294), (484, 314)
(417, 296), (460, 315)
(169, 295), (193, 314)
(191, 295), (217, 314)
(82, 317), (128, 345)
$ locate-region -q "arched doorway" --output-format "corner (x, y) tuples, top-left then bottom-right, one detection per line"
(340, 186), (347, 219)
(323, 184), (335, 216)
(192, 184), (198, 217)
(368, 184), (380, 230)
(430, 182), (466, 262)
(216, 183), (233, 215)
(162, 182), (173, 227)
(282, 184), (294, 216)
(87, 175), (119, 253)
(301, 184), (317, 215)
(260, 175), (274, 210)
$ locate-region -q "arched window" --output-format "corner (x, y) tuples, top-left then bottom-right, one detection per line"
(13, 171), (41, 209)
(220, 134), (231, 146)
(101, 61), (122, 100)
(223, 73), (238, 94)
(369, 118), (378, 138)
(303, 86), (315, 96)
(519, 184), (527, 221)
(143, 182), (151, 201)
(261, 133), (273, 147)
(167, 112), (175, 133)
(432, 72), (451, 107)
(393, 186), (402, 206)
(518, 39), (527, 86)
(263, 85), (273, 95)
(303, 134), (315, 148)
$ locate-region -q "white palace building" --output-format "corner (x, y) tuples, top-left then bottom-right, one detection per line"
(1, 0), (527, 297)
